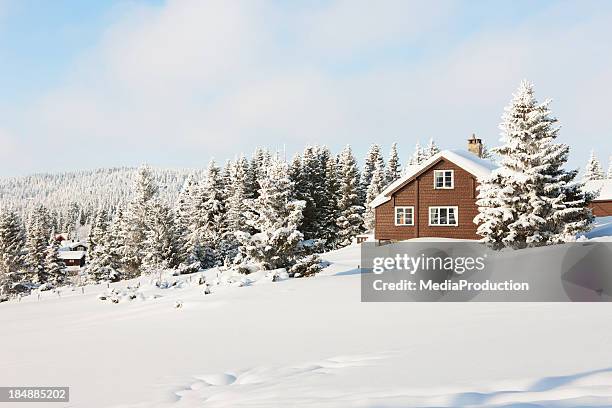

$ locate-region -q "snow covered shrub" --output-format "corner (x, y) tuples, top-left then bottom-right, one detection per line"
(289, 254), (324, 278)
(176, 261), (201, 275)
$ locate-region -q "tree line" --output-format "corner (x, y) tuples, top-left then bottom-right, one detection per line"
(0, 141), (442, 296)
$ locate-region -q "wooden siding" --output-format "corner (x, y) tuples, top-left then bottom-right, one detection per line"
(375, 159), (480, 240)
(590, 200), (612, 217)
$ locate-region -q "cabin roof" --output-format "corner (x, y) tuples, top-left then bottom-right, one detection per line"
(370, 149), (497, 208)
(58, 250), (86, 260)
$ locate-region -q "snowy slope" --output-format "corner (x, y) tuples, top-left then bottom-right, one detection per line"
(2, 245), (612, 407)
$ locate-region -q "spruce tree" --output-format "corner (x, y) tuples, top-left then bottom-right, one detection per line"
(364, 163), (385, 232)
(142, 199), (179, 272)
(298, 146), (327, 240)
(336, 145), (365, 247)
(584, 150), (604, 181)
(88, 208), (109, 259)
(174, 173), (197, 264)
(189, 160), (227, 268)
(25, 205), (52, 283)
(408, 141), (426, 165)
(0, 210), (26, 295)
(475, 80), (594, 247)
(385, 142), (401, 185)
(425, 138), (440, 159)
(237, 155), (305, 270)
(121, 165), (158, 275)
(226, 154), (253, 233)
(321, 151), (340, 249)
(44, 235), (66, 287)
(608, 157), (612, 180)
(360, 144), (384, 202)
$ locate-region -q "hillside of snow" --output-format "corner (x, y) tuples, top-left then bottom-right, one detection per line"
(2, 244), (612, 408)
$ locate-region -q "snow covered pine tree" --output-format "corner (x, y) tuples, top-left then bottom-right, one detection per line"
(236, 155), (306, 271)
(583, 150), (605, 181)
(385, 142), (401, 185)
(336, 145), (365, 247)
(475, 80), (594, 248)
(0, 210), (26, 296)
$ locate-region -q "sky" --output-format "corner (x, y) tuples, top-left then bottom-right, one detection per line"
(0, 0), (611, 176)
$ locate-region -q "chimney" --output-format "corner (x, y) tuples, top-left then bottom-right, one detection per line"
(467, 133), (483, 158)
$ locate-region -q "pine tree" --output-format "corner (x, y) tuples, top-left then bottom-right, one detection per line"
(25, 205), (52, 283)
(336, 145), (365, 247)
(120, 165), (158, 275)
(88, 208), (109, 258)
(288, 153), (304, 201)
(237, 155), (305, 270)
(0, 210), (26, 295)
(475, 80), (594, 247)
(189, 160), (227, 268)
(298, 146), (328, 241)
(425, 138), (440, 159)
(481, 143), (494, 160)
(360, 144), (384, 202)
(90, 207), (125, 282)
(608, 156), (612, 179)
(583, 150), (604, 181)
(364, 163), (385, 232)
(250, 147), (271, 198)
(44, 236), (66, 287)
(142, 199), (179, 272)
(226, 154), (253, 233)
(321, 152), (340, 249)
(174, 173), (197, 264)
(408, 141), (426, 165)
(385, 142), (401, 185)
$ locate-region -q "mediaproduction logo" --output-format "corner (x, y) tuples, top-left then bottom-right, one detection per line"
(371, 251), (529, 292)
(360, 242), (612, 302)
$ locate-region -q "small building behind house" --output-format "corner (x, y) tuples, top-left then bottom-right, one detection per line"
(585, 179), (612, 217)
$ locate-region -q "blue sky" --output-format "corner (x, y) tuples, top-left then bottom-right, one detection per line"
(0, 0), (611, 176)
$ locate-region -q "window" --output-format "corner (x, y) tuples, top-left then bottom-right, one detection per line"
(395, 206), (414, 226)
(434, 170), (454, 189)
(429, 206), (458, 226)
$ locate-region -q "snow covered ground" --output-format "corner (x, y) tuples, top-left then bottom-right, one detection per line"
(3, 244), (612, 407)
(584, 216), (612, 241)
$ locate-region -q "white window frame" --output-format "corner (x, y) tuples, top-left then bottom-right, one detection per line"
(394, 206), (414, 226)
(433, 170), (454, 189)
(428, 206), (459, 226)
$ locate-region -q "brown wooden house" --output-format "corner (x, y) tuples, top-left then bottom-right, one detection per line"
(371, 138), (497, 241)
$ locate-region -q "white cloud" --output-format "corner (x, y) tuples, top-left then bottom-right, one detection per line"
(4, 0), (612, 174)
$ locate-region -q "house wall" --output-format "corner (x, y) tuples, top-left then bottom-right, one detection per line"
(590, 200), (612, 217)
(374, 159), (480, 241)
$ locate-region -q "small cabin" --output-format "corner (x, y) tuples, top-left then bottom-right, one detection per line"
(58, 250), (86, 268)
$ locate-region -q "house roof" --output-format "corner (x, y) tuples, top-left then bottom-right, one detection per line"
(60, 241), (88, 251)
(370, 149), (497, 208)
(58, 250), (86, 260)
(585, 179), (612, 201)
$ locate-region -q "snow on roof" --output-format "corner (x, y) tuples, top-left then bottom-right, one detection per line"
(370, 149), (497, 208)
(58, 250), (86, 260)
(60, 241), (88, 251)
(585, 179), (612, 201)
